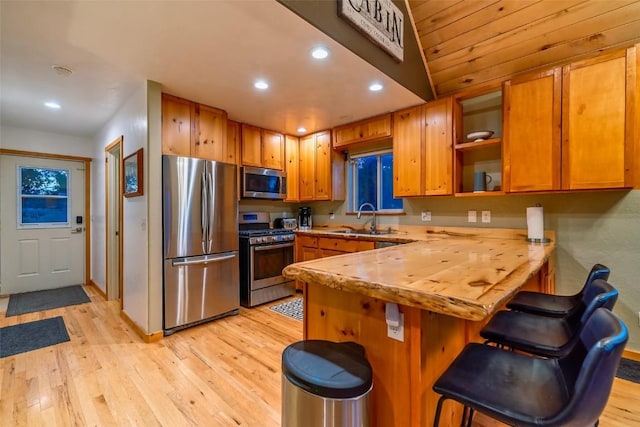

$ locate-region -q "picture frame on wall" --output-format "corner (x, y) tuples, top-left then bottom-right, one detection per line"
(123, 148), (143, 198)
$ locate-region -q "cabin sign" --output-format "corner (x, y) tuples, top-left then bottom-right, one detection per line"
(339, 0), (404, 62)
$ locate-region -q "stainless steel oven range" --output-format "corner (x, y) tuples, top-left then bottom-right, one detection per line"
(239, 212), (296, 307)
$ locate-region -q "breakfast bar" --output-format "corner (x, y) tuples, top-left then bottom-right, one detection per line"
(283, 227), (556, 426)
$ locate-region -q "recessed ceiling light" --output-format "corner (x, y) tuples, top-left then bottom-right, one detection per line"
(311, 47), (329, 60)
(254, 80), (269, 90)
(44, 101), (61, 109)
(369, 82), (383, 92)
(297, 127), (307, 133)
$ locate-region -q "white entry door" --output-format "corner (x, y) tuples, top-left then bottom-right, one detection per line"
(0, 155), (85, 295)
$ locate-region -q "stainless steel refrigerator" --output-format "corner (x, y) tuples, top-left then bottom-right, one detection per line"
(162, 155), (239, 335)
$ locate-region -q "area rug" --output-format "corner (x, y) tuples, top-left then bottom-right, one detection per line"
(6, 285), (90, 317)
(616, 358), (640, 383)
(270, 298), (303, 321)
(0, 316), (70, 358)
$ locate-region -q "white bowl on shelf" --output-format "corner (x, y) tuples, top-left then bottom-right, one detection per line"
(466, 130), (494, 142)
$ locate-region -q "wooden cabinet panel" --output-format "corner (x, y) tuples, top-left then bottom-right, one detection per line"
(562, 51), (629, 189)
(393, 106), (423, 197)
(161, 94), (193, 156)
(317, 238), (375, 253)
(299, 134), (316, 201)
(333, 114), (392, 148)
(503, 68), (561, 192)
(285, 135), (300, 202)
(194, 104), (227, 161)
(424, 98), (453, 195)
(241, 124), (262, 167)
(225, 120), (241, 165)
(314, 131), (332, 201)
(262, 130), (284, 170)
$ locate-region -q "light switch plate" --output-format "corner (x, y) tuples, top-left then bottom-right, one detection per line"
(421, 211), (431, 221)
(481, 210), (491, 223)
(468, 210), (477, 223)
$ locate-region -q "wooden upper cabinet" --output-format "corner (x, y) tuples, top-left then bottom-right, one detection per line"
(562, 48), (633, 190)
(225, 120), (241, 165)
(262, 130), (284, 170)
(285, 135), (300, 202)
(393, 99), (453, 197)
(333, 114), (392, 149)
(162, 94), (193, 156)
(194, 104), (228, 161)
(161, 93), (229, 161)
(503, 68), (561, 192)
(240, 124), (285, 170)
(298, 131), (344, 202)
(241, 124), (262, 167)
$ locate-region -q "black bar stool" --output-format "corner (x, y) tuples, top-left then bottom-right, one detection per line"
(480, 279), (618, 358)
(507, 263), (610, 317)
(433, 307), (628, 427)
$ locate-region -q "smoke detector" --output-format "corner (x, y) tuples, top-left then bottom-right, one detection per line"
(52, 65), (73, 77)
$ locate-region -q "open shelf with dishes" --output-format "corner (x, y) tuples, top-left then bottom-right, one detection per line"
(453, 89), (503, 195)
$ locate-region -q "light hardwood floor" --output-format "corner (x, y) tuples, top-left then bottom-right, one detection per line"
(0, 286), (639, 426)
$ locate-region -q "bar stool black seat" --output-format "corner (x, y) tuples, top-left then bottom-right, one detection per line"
(507, 263), (610, 317)
(433, 307), (628, 427)
(480, 279), (618, 358)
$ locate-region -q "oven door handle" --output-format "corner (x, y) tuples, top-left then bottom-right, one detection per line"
(172, 253), (236, 267)
(253, 242), (294, 252)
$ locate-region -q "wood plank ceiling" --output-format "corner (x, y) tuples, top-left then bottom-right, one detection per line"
(407, 0), (640, 97)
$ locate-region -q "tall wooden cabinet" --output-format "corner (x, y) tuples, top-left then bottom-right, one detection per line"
(285, 135), (300, 202)
(393, 97), (453, 197)
(194, 104), (228, 160)
(241, 124), (285, 170)
(299, 130), (345, 201)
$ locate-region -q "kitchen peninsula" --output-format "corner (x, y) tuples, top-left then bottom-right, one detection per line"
(283, 227), (555, 427)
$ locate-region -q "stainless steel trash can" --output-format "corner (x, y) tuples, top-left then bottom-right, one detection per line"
(282, 340), (373, 427)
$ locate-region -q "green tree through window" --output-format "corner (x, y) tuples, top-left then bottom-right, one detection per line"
(18, 166), (70, 227)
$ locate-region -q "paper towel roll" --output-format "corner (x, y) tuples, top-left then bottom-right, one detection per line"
(527, 206), (544, 240)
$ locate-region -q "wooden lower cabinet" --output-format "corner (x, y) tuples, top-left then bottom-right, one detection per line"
(303, 264), (551, 427)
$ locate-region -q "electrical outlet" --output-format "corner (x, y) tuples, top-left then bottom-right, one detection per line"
(387, 313), (404, 342)
(468, 210), (477, 223)
(329, 212), (335, 220)
(421, 211), (431, 221)
(481, 210), (491, 223)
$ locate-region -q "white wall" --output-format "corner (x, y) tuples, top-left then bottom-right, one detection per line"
(92, 81), (150, 332)
(0, 125), (93, 157)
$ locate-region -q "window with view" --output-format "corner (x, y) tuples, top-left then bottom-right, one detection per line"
(348, 150), (403, 212)
(17, 166), (70, 228)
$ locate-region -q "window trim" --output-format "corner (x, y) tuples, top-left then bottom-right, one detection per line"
(347, 149), (404, 214)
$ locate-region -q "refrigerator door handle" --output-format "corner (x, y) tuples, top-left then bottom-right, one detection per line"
(201, 168), (209, 253)
(172, 253), (236, 267)
(206, 167), (214, 253)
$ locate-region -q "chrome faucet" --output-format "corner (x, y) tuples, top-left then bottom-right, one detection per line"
(357, 202), (377, 233)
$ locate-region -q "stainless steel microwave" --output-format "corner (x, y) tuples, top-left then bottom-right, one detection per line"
(242, 166), (287, 199)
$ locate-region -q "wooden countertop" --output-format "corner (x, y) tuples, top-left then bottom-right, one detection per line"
(284, 227), (555, 321)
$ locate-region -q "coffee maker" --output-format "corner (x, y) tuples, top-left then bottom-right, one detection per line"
(298, 206), (312, 230)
